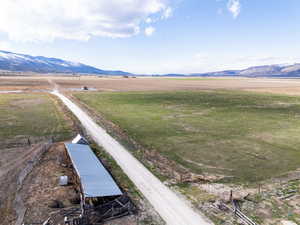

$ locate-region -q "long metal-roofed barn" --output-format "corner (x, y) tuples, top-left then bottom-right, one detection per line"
(65, 143), (122, 198)
(64, 135), (135, 223)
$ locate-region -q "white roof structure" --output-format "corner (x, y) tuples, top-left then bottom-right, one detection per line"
(72, 134), (89, 145)
(65, 143), (122, 198)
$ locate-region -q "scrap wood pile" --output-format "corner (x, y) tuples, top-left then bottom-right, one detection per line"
(87, 195), (136, 223)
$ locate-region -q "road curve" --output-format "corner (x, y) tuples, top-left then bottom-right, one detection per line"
(52, 90), (213, 225)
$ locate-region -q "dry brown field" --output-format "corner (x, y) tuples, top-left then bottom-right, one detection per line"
(3, 75), (300, 95)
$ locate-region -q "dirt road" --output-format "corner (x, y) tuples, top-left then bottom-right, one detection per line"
(51, 90), (213, 225)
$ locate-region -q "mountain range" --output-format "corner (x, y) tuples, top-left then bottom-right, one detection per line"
(190, 64), (300, 77)
(0, 50), (131, 75)
(1, 50), (300, 77)
(157, 64), (300, 77)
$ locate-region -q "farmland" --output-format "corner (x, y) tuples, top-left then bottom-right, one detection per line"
(0, 93), (75, 225)
(73, 89), (300, 224)
(4, 76), (300, 95)
(2, 76), (300, 224)
(0, 93), (72, 142)
(74, 90), (300, 183)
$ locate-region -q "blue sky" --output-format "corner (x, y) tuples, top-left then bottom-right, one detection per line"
(0, 0), (299, 74)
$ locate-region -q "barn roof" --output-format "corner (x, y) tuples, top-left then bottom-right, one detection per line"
(72, 134), (89, 145)
(65, 143), (122, 198)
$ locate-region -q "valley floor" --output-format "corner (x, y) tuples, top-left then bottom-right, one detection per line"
(2, 75), (300, 224)
(73, 90), (300, 224)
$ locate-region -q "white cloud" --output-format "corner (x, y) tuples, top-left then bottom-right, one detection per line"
(0, 0), (171, 42)
(146, 18), (153, 23)
(145, 6), (172, 24)
(227, 0), (241, 19)
(145, 26), (156, 36)
(162, 7), (173, 19)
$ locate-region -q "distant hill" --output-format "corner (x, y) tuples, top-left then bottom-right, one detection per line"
(1, 50), (299, 77)
(0, 50), (131, 75)
(237, 64), (300, 77)
(166, 64), (300, 77)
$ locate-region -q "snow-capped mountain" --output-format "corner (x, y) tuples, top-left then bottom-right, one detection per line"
(188, 64), (300, 77)
(0, 50), (131, 75)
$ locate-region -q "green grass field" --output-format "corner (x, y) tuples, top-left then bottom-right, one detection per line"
(75, 91), (300, 183)
(0, 93), (72, 141)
